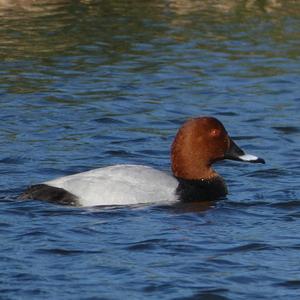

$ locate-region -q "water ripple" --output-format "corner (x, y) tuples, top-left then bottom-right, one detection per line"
(270, 200), (300, 209)
(35, 248), (103, 256)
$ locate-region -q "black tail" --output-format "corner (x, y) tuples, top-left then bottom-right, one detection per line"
(18, 184), (78, 206)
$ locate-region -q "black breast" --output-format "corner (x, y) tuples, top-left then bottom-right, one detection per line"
(175, 176), (228, 202)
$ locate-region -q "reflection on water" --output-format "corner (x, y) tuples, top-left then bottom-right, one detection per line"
(0, 0), (298, 112)
(0, 0), (289, 13)
(0, 0), (69, 11)
(0, 0), (299, 61)
(169, 0), (283, 15)
(0, 0), (298, 108)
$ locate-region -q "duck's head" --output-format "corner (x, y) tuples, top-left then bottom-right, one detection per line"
(171, 116), (265, 180)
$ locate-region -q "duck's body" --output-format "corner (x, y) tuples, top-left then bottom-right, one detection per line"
(20, 117), (265, 206)
(25, 165), (178, 206)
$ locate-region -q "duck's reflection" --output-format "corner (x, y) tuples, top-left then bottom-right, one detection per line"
(157, 200), (219, 213)
(174, 200), (219, 213)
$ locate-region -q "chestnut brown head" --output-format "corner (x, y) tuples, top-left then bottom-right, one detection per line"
(171, 117), (264, 180)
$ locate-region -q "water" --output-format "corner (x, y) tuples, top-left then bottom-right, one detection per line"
(0, 0), (300, 299)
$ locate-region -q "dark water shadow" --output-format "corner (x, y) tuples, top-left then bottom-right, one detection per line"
(153, 199), (220, 214)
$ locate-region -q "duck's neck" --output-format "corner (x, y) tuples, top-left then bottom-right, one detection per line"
(171, 131), (227, 201)
(171, 156), (228, 201)
(172, 155), (219, 180)
(175, 176), (228, 202)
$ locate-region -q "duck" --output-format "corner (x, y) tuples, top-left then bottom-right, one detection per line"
(19, 116), (265, 206)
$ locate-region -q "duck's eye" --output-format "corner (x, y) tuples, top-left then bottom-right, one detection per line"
(210, 128), (221, 138)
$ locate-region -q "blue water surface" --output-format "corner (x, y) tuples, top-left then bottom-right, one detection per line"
(0, 1), (300, 299)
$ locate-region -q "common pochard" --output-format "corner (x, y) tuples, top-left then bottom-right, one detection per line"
(19, 117), (265, 206)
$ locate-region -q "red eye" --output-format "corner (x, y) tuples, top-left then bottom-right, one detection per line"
(210, 128), (220, 137)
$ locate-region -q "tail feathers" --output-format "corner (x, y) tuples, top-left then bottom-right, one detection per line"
(18, 185), (41, 200)
(18, 184), (78, 206)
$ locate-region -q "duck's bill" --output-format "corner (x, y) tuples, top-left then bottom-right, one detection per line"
(224, 138), (265, 164)
(237, 154), (265, 164)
